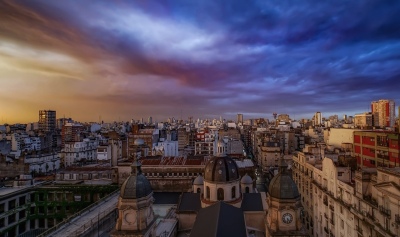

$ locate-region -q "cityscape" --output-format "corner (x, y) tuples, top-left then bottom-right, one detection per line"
(2, 1), (400, 237)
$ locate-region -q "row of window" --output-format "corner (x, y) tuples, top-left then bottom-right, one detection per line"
(143, 172), (200, 178)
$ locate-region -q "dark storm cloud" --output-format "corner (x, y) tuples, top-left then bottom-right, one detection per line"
(1, 0), (399, 121)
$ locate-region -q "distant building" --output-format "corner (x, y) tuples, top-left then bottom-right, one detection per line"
(237, 113), (243, 124)
(371, 99), (395, 128)
(314, 112), (322, 126)
(61, 123), (85, 145)
(354, 112), (373, 128)
(38, 110), (56, 132)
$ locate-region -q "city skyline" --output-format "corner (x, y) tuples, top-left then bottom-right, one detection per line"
(1, 0), (400, 123)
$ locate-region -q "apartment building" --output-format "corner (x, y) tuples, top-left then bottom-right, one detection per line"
(293, 150), (400, 237)
(38, 110), (56, 133)
(61, 138), (98, 167)
(353, 131), (400, 168)
(371, 99), (396, 128)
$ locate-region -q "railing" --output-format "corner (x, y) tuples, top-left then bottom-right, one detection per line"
(379, 205), (391, 217)
(363, 195), (378, 207)
(38, 189), (119, 237)
(356, 225), (363, 235)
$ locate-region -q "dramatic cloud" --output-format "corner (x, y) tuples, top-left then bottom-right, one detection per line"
(0, 0), (399, 123)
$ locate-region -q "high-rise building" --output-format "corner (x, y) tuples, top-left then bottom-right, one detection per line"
(371, 99), (395, 127)
(61, 123), (85, 145)
(314, 111), (322, 126)
(237, 113), (243, 124)
(38, 110), (56, 132)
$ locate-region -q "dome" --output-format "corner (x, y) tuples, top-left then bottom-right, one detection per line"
(268, 159), (299, 199)
(134, 138), (145, 146)
(120, 160), (152, 199)
(204, 156), (239, 182)
(241, 173), (253, 184)
(193, 175), (204, 185)
(120, 174), (153, 199)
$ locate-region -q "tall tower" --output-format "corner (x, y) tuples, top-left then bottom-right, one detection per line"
(237, 113), (243, 124)
(314, 111), (322, 126)
(371, 99), (395, 128)
(265, 158), (308, 237)
(111, 160), (155, 236)
(38, 110), (56, 132)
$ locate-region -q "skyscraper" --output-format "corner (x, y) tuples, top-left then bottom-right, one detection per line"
(237, 113), (243, 124)
(371, 99), (395, 127)
(314, 111), (322, 126)
(38, 110), (56, 132)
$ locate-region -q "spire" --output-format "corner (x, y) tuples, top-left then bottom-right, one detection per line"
(278, 154), (288, 173)
(131, 156), (142, 176)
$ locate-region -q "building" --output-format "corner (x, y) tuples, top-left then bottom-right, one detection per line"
(353, 131), (400, 168)
(371, 99), (396, 128)
(38, 110), (56, 133)
(61, 123), (85, 145)
(266, 159), (307, 237)
(293, 147), (400, 237)
(237, 113), (243, 124)
(61, 138), (98, 167)
(354, 112), (373, 128)
(314, 112), (322, 126)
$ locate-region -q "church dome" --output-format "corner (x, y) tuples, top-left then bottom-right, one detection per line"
(241, 173), (253, 184)
(120, 160), (152, 199)
(193, 175), (204, 185)
(134, 138), (145, 146)
(268, 159), (299, 199)
(204, 156), (239, 182)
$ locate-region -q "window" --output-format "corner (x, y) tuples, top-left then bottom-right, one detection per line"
(217, 188), (224, 201)
(206, 186), (210, 199)
(245, 187), (250, 193)
(197, 188), (201, 194)
(232, 186), (236, 199)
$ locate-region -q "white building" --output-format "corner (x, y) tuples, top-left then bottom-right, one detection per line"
(25, 152), (60, 175)
(292, 148), (400, 237)
(61, 138), (98, 167)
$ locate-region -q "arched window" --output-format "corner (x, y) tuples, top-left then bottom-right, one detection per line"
(206, 186), (210, 199)
(197, 188), (201, 194)
(231, 186), (236, 198)
(217, 188), (224, 201)
(245, 187), (250, 193)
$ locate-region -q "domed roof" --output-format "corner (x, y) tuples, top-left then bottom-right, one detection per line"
(241, 173), (253, 184)
(134, 138), (145, 146)
(193, 175), (204, 185)
(120, 160), (152, 199)
(204, 156), (239, 182)
(268, 159), (299, 199)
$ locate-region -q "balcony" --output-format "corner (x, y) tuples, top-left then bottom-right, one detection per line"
(396, 214), (400, 224)
(379, 205), (391, 217)
(356, 225), (363, 235)
(323, 199), (328, 206)
(363, 195), (378, 207)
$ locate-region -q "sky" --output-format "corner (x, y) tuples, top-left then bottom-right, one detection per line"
(1, 0), (400, 123)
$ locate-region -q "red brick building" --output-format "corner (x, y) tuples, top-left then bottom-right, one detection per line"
(353, 131), (400, 168)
